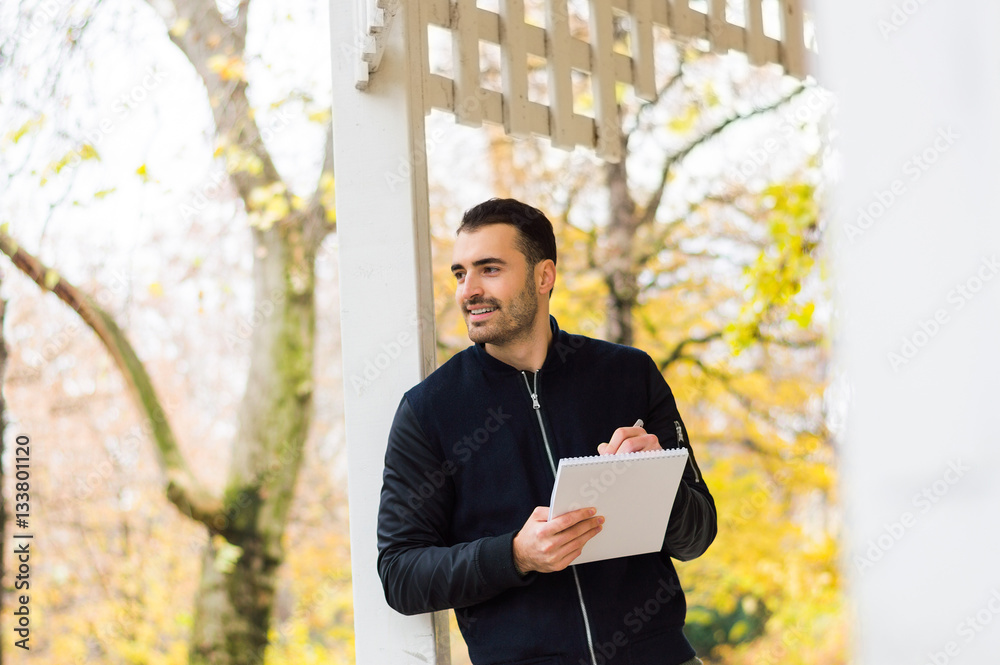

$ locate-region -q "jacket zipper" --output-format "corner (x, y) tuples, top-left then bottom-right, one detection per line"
(521, 370), (598, 665)
(675, 420), (700, 483)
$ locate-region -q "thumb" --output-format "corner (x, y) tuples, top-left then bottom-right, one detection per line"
(531, 506), (550, 521)
(597, 442), (608, 455)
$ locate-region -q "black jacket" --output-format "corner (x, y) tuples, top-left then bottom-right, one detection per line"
(377, 316), (717, 665)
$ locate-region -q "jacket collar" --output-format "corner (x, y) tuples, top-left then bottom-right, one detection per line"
(470, 315), (566, 374)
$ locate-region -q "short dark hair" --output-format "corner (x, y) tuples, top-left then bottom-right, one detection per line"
(458, 198), (557, 269)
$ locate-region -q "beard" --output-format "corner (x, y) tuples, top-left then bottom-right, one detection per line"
(465, 274), (539, 346)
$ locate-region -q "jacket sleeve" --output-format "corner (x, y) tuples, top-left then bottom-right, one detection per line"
(644, 355), (718, 561)
(376, 396), (535, 615)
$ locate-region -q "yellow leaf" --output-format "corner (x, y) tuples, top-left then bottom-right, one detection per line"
(5, 116), (45, 144)
(44, 269), (60, 290)
(667, 105), (699, 134)
(207, 54), (228, 72)
(264, 195), (290, 219)
(208, 55), (245, 82)
(168, 17), (190, 38)
(78, 143), (99, 161)
(248, 185), (270, 209)
(790, 302), (815, 327)
(307, 109), (331, 124)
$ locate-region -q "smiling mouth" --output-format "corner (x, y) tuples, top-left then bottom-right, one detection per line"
(468, 306), (498, 322)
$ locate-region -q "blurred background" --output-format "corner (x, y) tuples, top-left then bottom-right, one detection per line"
(0, 1), (843, 663)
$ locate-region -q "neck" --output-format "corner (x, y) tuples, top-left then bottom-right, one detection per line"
(483, 312), (553, 372)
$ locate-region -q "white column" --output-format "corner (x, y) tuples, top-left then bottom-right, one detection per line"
(330, 3), (449, 663)
(816, 2), (1000, 663)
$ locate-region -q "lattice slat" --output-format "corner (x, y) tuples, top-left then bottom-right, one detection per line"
(670, 0), (708, 42)
(453, 0), (483, 126)
(546, 0), (576, 148)
(359, 0), (813, 161)
(779, 0), (807, 78)
(745, 0), (768, 66)
(590, 0), (620, 162)
(500, 0), (532, 137)
(629, 0), (656, 101)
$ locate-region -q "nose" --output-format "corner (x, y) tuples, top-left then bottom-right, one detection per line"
(459, 272), (482, 302)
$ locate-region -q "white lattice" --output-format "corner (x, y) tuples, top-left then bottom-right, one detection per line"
(360, 0), (811, 161)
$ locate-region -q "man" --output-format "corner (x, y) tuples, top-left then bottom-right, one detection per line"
(377, 198), (717, 665)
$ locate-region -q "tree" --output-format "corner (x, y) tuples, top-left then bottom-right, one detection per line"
(0, 0), (335, 662)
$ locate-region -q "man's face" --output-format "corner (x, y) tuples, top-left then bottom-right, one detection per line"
(451, 224), (539, 346)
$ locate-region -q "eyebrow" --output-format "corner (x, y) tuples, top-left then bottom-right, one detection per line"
(450, 257), (508, 273)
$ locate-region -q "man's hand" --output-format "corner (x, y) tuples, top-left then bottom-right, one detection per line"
(597, 425), (661, 455)
(513, 506), (604, 574)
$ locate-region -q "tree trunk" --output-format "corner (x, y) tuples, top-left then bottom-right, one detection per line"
(603, 122), (639, 346)
(189, 222), (316, 665)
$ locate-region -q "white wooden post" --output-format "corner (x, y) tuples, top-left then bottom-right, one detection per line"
(816, 2), (1000, 662)
(330, 2), (449, 663)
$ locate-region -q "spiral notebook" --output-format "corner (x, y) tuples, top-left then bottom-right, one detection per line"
(548, 448), (689, 565)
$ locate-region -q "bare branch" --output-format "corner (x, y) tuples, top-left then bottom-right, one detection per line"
(674, 354), (775, 424)
(659, 331), (724, 370)
(627, 64), (687, 140)
(758, 333), (823, 349)
(639, 83), (810, 228)
(0, 231), (223, 526)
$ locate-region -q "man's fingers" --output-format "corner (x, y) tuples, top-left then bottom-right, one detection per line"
(605, 426), (644, 454)
(608, 431), (660, 455)
(558, 515), (603, 541)
(553, 519), (604, 568)
(570, 517), (604, 544)
(548, 506), (596, 532)
(617, 436), (650, 454)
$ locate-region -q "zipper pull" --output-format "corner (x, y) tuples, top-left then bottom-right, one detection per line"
(676, 419), (700, 483)
(522, 371), (541, 409)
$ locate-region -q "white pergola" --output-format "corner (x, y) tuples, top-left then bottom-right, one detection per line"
(331, 1), (1000, 663)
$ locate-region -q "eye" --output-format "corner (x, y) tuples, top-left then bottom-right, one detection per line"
(483, 266), (499, 274)
(453, 271), (465, 281)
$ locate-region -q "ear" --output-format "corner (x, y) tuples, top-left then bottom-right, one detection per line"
(536, 259), (556, 295)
